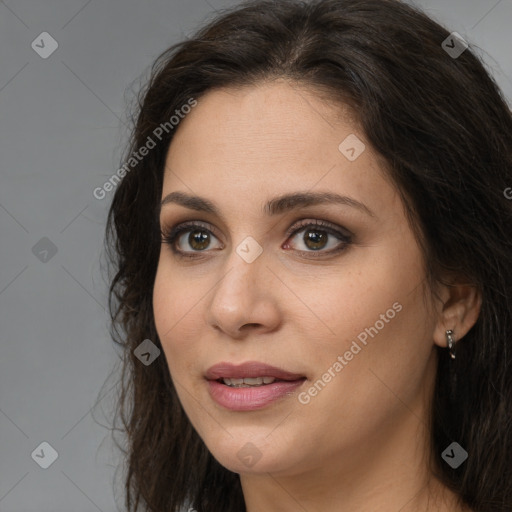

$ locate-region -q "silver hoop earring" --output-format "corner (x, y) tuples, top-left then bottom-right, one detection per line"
(446, 329), (456, 360)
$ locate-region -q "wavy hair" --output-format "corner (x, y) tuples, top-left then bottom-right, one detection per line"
(103, 1), (512, 510)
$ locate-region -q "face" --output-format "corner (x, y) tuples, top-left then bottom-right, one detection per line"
(153, 80), (439, 477)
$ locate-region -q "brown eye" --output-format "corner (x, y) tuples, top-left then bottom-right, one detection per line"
(167, 227), (222, 253)
(284, 220), (351, 256)
(186, 229), (211, 251)
(302, 229), (329, 251)
(162, 219), (351, 259)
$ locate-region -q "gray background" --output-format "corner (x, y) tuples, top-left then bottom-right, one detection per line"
(0, 1), (510, 511)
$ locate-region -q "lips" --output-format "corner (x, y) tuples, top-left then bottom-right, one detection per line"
(205, 361), (306, 411)
(205, 361), (305, 381)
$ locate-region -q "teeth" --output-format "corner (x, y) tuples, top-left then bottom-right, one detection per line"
(243, 377), (265, 385)
(222, 376), (277, 387)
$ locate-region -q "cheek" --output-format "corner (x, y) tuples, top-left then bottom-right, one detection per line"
(306, 241), (431, 390)
(312, 260), (408, 350)
(291, 274), (433, 452)
(153, 261), (176, 338)
(152, 259), (201, 368)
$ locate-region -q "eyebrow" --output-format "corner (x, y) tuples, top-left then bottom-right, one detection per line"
(159, 190), (376, 220)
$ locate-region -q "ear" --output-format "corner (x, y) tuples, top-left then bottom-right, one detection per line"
(433, 278), (482, 349)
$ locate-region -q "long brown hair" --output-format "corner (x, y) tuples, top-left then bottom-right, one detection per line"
(102, 1), (512, 510)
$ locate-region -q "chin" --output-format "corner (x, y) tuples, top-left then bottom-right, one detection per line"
(203, 431), (296, 475)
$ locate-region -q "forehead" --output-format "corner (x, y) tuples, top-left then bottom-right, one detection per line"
(168, 80), (356, 151)
(161, 81), (396, 221)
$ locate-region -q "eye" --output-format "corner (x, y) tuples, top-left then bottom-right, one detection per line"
(283, 219), (351, 257)
(162, 221), (222, 256)
(161, 219), (352, 258)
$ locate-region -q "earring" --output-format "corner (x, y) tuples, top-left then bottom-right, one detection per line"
(446, 329), (456, 359)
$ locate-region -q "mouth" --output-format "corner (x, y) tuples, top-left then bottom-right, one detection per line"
(217, 376), (286, 387)
(205, 361), (307, 410)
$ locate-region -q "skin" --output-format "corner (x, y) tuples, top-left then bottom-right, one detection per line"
(152, 79), (481, 512)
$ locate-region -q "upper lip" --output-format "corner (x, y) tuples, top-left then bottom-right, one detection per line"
(205, 361), (305, 381)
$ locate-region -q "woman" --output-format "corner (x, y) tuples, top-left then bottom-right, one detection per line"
(104, 0), (512, 510)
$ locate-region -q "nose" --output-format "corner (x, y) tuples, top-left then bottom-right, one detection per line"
(204, 245), (281, 339)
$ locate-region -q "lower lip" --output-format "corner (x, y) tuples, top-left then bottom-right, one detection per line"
(207, 379), (306, 411)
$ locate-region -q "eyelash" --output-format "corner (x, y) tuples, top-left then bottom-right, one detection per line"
(161, 219), (352, 259)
